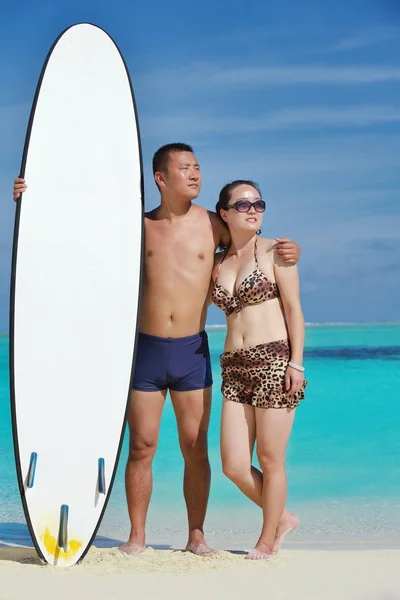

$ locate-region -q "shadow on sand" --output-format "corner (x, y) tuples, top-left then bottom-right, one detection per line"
(0, 522), (135, 565)
(0, 522), (248, 566)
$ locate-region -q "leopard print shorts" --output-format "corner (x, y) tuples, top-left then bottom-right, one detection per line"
(220, 339), (307, 409)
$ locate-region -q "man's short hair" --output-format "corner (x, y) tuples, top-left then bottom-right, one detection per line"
(152, 143), (194, 175)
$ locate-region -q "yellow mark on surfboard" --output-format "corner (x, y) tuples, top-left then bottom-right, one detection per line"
(41, 528), (82, 560)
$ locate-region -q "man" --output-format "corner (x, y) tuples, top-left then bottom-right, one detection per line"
(13, 143), (300, 556)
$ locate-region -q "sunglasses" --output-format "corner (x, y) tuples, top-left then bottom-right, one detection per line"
(225, 199), (266, 213)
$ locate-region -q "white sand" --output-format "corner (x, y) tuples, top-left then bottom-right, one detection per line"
(1, 546), (400, 600)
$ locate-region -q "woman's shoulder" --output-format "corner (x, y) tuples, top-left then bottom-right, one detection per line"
(256, 237), (276, 255)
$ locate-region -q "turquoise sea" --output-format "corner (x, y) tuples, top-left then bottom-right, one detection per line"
(1, 324), (400, 550)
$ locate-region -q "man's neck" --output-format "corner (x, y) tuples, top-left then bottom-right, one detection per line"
(157, 194), (193, 220)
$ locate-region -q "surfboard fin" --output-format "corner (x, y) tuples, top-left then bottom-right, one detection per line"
(27, 452), (38, 488)
(57, 504), (69, 552)
(98, 458), (106, 494)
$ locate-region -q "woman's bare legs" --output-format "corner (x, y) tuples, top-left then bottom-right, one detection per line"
(220, 399), (258, 497)
(246, 406), (296, 559)
(220, 399), (298, 554)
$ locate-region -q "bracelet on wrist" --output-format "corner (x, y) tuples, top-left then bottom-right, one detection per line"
(288, 361), (304, 372)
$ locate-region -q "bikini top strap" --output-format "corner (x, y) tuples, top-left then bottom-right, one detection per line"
(254, 237), (259, 268)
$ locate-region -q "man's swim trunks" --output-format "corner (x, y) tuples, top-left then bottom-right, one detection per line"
(132, 331), (213, 392)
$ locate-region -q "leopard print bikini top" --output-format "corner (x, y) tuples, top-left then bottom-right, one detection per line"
(212, 238), (279, 316)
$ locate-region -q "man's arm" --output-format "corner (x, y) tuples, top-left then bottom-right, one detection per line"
(209, 209), (300, 262)
(206, 278), (214, 307)
(208, 211), (231, 250)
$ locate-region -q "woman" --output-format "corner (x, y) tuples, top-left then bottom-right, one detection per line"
(211, 180), (307, 560)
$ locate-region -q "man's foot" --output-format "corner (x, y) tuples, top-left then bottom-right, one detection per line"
(273, 512), (299, 554)
(117, 542), (146, 556)
(245, 541), (274, 560)
(185, 541), (217, 557)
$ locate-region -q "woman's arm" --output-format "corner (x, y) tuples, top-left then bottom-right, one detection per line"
(273, 252), (305, 395)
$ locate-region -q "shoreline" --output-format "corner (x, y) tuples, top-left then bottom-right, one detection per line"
(2, 538), (400, 552)
(205, 321), (400, 329)
(3, 495), (400, 549)
(2, 519), (400, 553)
(2, 321), (400, 337)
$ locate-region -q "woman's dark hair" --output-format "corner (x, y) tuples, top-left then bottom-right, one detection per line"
(215, 180), (262, 251)
(216, 180), (261, 222)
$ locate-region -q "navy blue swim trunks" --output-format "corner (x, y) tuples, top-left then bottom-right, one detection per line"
(132, 330), (213, 392)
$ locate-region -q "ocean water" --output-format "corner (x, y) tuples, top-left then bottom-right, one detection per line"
(1, 324), (400, 549)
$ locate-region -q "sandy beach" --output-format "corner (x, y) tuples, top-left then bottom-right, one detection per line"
(1, 544), (400, 600)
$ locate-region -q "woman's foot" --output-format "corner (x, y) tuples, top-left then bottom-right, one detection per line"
(273, 512), (299, 554)
(245, 541), (274, 560)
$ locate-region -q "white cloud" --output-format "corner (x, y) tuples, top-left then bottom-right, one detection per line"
(210, 66), (400, 86)
(330, 27), (400, 52)
(135, 63), (400, 91)
(141, 105), (400, 137)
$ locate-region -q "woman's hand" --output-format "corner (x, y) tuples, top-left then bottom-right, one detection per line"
(285, 366), (304, 397)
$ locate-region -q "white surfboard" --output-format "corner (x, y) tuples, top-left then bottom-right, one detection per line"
(9, 23), (143, 567)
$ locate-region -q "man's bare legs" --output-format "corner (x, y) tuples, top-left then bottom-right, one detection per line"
(220, 399), (298, 555)
(118, 389), (167, 555)
(170, 387), (214, 556)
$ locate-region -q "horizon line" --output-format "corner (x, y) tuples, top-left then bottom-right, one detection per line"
(1, 321), (400, 337)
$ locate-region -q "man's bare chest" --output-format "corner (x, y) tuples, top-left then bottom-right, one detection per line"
(145, 222), (214, 259)
(143, 224), (215, 282)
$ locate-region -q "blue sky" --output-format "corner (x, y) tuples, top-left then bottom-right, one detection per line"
(1, 0), (399, 328)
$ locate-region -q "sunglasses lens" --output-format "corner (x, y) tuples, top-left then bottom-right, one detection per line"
(254, 200), (266, 212)
(231, 199), (266, 212)
(236, 201), (251, 212)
